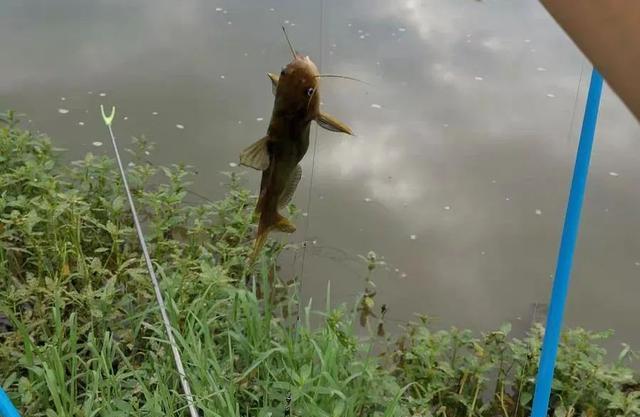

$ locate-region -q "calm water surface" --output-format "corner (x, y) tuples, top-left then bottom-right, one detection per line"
(2, 0), (640, 352)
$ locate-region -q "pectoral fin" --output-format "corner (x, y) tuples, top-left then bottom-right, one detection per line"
(278, 164), (302, 209)
(316, 112), (353, 135)
(267, 72), (279, 95)
(239, 135), (270, 171)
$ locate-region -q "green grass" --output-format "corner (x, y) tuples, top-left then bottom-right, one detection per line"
(0, 110), (638, 416)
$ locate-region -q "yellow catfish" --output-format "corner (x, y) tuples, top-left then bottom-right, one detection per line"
(240, 27), (354, 262)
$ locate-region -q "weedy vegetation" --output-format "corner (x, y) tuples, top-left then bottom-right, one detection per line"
(0, 110), (638, 416)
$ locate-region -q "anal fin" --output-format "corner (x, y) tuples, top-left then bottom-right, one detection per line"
(274, 215), (296, 233)
(278, 164), (302, 209)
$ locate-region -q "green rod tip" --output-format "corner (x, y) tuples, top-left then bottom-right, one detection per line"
(100, 104), (116, 126)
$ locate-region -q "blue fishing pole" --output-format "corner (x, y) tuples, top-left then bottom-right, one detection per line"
(530, 67), (603, 417)
(0, 387), (21, 417)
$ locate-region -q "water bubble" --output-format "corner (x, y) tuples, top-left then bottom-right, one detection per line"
(152, 111), (158, 116)
(227, 21), (232, 25)
(491, 179), (497, 184)
(78, 121), (85, 126)
(229, 162), (238, 167)
(123, 116), (128, 120)
(536, 67), (547, 72)
(176, 124), (185, 129)
(410, 234), (417, 240)
(364, 197), (372, 203)
(269, 7), (275, 11)
(222, 10), (228, 14)
(481, 251), (486, 255)
(635, 261), (640, 267)
(609, 171), (619, 177)
(220, 75), (225, 79)
(474, 76), (484, 81)
(58, 108), (69, 114)
(284, 20), (289, 24)
(237, 120), (243, 124)
(358, 29), (363, 33)
(546, 93), (556, 98)
(302, 212), (308, 217)
(398, 27), (406, 32)
(215, 7), (222, 11)
(524, 39), (531, 43)
(359, 35), (365, 39)
(347, 23), (352, 27)
(144, 151), (150, 156)
(312, 240), (317, 245)
(443, 205), (451, 211)
(256, 117), (264, 122)
(290, 23), (295, 27)
(400, 273), (408, 278)
(60, 97), (66, 101)
(243, 52), (248, 56)
(92, 141), (103, 147)
(395, 268), (399, 273)
(88, 91), (93, 95)
(128, 162), (135, 167)
(535, 209), (542, 215)
(99, 92), (106, 97)
(442, 123), (449, 128)
(370, 103), (382, 109)
(505, 196), (511, 201)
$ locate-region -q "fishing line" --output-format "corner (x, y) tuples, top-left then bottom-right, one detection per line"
(100, 105), (200, 417)
(287, 0), (326, 414)
(566, 60), (586, 145)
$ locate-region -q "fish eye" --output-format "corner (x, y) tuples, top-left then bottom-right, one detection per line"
(306, 87), (315, 97)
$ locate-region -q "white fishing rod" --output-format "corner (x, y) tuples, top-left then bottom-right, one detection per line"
(100, 105), (199, 417)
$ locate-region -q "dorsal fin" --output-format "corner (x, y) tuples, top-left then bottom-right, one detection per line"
(267, 72), (279, 95)
(278, 164), (302, 209)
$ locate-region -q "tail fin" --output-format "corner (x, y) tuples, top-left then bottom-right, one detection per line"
(249, 228), (270, 265)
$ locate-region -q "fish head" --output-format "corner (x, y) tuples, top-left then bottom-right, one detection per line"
(275, 55), (320, 119)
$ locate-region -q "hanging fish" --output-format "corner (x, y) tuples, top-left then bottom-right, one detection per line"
(240, 27), (356, 262)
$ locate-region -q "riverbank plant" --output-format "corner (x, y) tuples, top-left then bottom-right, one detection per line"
(0, 111), (638, 416)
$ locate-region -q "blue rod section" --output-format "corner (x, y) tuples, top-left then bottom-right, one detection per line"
(0, 387), (22, 417)
(530, 67), (603, 417)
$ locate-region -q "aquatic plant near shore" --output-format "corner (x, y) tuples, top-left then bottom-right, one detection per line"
(0, 116), (638, 416)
